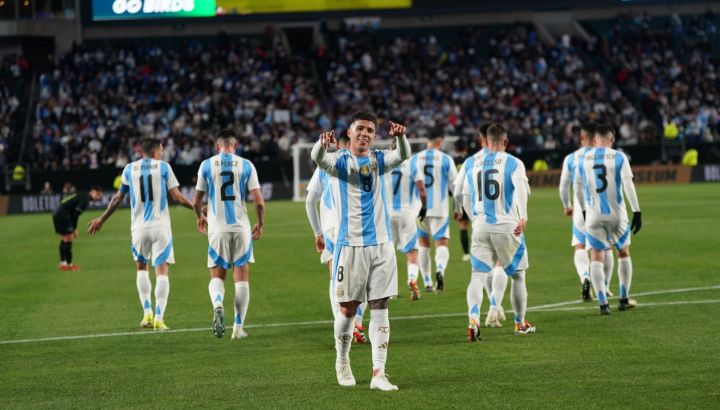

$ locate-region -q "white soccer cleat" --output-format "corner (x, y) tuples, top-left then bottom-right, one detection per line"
(498, 306), (507, 322)
(231, 327), (248, 339)
(336, 361), (356, 387)
(370, 374), (398, 391)
(485, 308), (503, 328)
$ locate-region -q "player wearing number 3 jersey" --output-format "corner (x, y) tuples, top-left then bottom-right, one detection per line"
(87, 138), (195, 331)
(193, 130), (265, 340)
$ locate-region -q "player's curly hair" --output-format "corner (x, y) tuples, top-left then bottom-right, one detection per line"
(350, 111), (378, 127)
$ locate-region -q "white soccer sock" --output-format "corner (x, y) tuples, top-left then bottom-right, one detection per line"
(435, 245), (450, 275)
(590, 261), (608, 305)
(418, 247), (432, 286)
(483, 269), (494, 301)
(574, 249), (590, 284)
(369, 309), (390, 374)
(208, 277), (225, 309)
(234, 281), (250, 329)
(618, 257), (633, 299)
(329, 280), (339, 320)
(467, 272), (486, 323)
(407, 263), (419, 284)
(136, 270), (152, 315)
(491, 267), (508, 310)
(510, 270), (528, 325)
(334, 312), (355, 363)
(604, 251), (615, 290)
(154, 275), (169, 321)
(355, 302), (367, 326)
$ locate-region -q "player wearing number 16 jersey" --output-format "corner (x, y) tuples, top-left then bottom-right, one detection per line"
(459, 124), (535, 336)
(88, 138), (195, 331)
(575, 124), (641, 315)
(193, 130), (265, 340)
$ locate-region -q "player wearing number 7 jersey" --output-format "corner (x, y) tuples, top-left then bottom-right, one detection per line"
(192, 130), (265, 340)
(574, 124), (641, 315)
(459, 124), (535, 336)
(88, 138), (195, 331)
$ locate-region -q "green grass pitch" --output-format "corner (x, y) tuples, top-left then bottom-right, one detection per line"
(1, 184), (719, 408)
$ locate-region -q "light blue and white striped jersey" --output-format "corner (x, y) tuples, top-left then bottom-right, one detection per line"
(121, 158), (180, 231)
(454, 147), (488, 198)
(306, 167), (336, 234)
(414, 149), (458, 217)
(321, 149), (405, 247)
(559, 147), (592, 209)
(195, 153), (260, 234)
(386, 156), (423, 215)
(462, 150), (529, 230)
(575, 147), (633, 219)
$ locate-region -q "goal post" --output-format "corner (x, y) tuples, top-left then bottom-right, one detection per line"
(291, 136), (459, 201)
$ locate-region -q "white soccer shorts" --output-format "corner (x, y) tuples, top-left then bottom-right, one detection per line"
(585, 215), (632, 252)
(571, 208), (588, 247)
(471, 228), (529, 276)
(331, 242), (398, 303)
(391, 214), (419, 254)
(207, 230), (255, 269)
(131, 226), (174, 267)
(417, 216), (451, 241)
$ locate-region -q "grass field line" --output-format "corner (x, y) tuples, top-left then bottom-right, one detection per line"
(530, 284), (720, 310)
(1, 285), (718, 346)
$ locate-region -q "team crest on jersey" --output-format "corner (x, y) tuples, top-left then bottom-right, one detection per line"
(336, 287), (344, 298)
(360, 164), (371, 176)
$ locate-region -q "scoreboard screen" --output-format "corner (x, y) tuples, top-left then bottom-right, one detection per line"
(91, 0), (412, 21)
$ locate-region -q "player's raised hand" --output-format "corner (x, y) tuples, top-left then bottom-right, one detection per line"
(564, 207), (573, 217)
(388, 121), (406, 137)
(87, 218), (104, 235)
(315, 234), (325, 253)
(319, 130), (336, 150)
(513, 219), (526, 236)
(197, 215), (207, 235)
(252, 223), (263, 240)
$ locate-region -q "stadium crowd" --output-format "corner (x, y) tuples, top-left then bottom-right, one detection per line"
(17, 13), (720, 169)
(0, 54), (28, 167)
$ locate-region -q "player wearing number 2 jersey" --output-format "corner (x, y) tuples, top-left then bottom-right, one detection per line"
(192, 130), (265, 340)
(575, 124), (641, 315)
(88, 138), (195, 331)
(312, 111), (410, 391)
(459, 124), (535, 337)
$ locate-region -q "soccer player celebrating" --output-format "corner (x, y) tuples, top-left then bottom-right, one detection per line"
(192, 130), (265, 339)
(454, 124), (508, 331)
(559, 122), (615, 301)
(54, 186), (103, 271)
(306, 133), (367, 343)
(311, 111), (410, 391)
(459, 124), (535, 337)
(388, 138), (427, 300)
(87, 138), (194, 330)
(574, 124), (641, 315)
(414, 131), (458, 292)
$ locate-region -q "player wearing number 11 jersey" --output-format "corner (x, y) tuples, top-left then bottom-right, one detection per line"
(88, 138), (195, 331)
(193, 130), (265, 340)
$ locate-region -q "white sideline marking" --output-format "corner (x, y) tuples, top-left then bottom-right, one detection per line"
(1, 285), (718, 346)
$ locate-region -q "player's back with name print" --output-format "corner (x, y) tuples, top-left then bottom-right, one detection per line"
(578, 147), (631, 218)
(465, 151), (526, 228)
(199, 153), (259, 233)
(122, 158), (179, 231)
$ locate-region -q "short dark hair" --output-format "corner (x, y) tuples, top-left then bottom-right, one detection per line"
(595, 123), (615, 139)
(141, 138), (162, 155)
(486, 123), (507, 142)
(580, 122), (597, 137)
(430, 127), (445, 141)
(90, 185), (102, 193)
(215, 129), (238, 145)
(479, 123), (491, 138)
(350, 111), (378, 128)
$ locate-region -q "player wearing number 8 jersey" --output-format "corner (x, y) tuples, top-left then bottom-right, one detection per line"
(312, 111), (410, 391)
(192, 130), (265, 339)
(459, 124), (535, 336)
(88, 138), (195, 331)
(575, 124), (641, 315)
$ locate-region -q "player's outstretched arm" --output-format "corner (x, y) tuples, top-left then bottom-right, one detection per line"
(191, 190), (207, 234)
(383, 121), (410, 169)
(87, 190), (126, 235)
(250, 188), (265, 240)
(169, 187), (194, 210)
